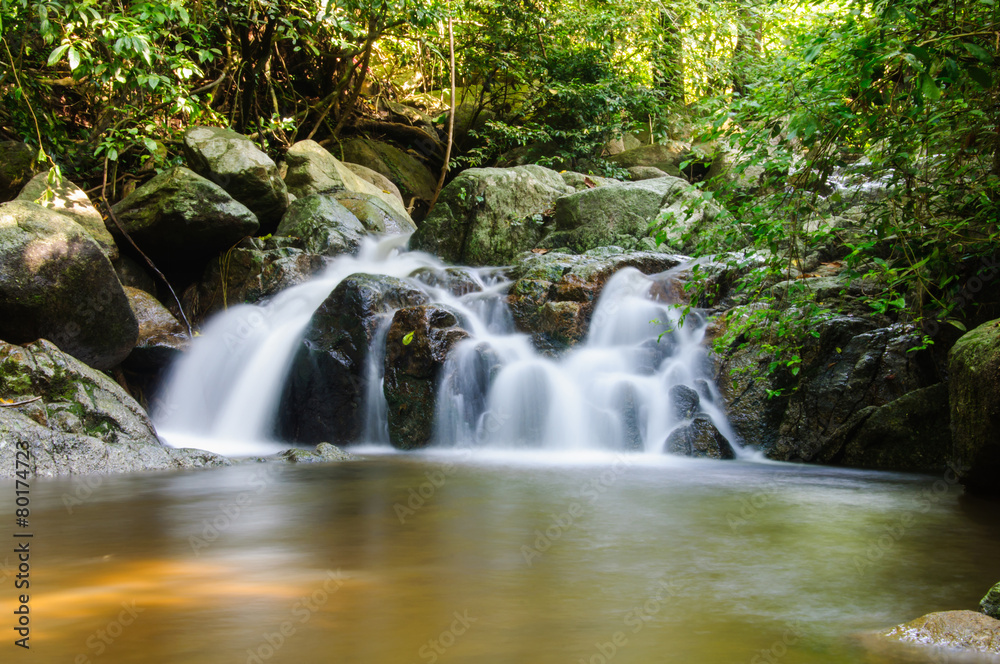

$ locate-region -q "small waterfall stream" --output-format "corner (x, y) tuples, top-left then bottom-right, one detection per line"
(154, 236), (739, 456)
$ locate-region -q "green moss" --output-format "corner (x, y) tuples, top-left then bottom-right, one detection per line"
(0, 360), (34, 395)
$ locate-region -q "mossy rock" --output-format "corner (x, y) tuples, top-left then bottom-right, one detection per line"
(949, 318), (1000, 495)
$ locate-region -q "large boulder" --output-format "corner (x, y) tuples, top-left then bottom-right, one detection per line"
(343, 163), (405, 207)
(282, 140), (414, 226)
(0, 141), (38, 201)
(607, 143), (689, 176)
(507, 248), (684, 352)
(123, 287), (188, 371)
(383, 305), (469, 450)
(0, 201), (138, 369)
(277, 274), (428, 444)
(17, 169), (118, 259)
(664, 416), (736, 459)
(949, 318), (1000, 495)
(410, 165), (570, 266)
(111, 167), (259, 273)
(0, 339), (229, 476)
(182, 126), (289, 232)
(332, 191), (416, 236)
(275, 194), (367, 256)
(179, 237), (327, 325)
(541, 176), (722, 254)
(984, 583), (1000, 620)
(340, 137), (437, 204)
(717, 316), (942, 470)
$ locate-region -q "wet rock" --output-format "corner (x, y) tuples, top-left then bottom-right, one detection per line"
(124, 287), (188, 371)
(876, 611), (1000, 656)
(0, 141), (39, 201)
(384, 305), (470, 449)
(179, 236), (326, 325)
(278, 274), (428, 444)
(410, 165), (569, 266)
(0, 339), (228, 476)
(182, 126), (289, 232)
(110, 167), (259, 274)
(670, 384), (700, 420)
(507, 248), (684, 352)
(0, 201), (138, 369)
(340, 137), (437, 205)
(410, 266), (483, 296)
(275, 194), (366, 256)
(949, 318), (1000, 496)
(275, 443), (356, 463)
(17, 169), (118, 259)
(717, 317), (941, 469)
(664, 416), (735, 459)
(983, 583), (1000, 619)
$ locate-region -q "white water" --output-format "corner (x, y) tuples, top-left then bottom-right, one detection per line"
(154, 236), (739, 456)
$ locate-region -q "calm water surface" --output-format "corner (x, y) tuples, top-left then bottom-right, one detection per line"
(3, 452), (999, 663)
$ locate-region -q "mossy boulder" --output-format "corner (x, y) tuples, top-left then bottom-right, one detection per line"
(607, 143), (688, 176)
(275, 194), (367, 256)
(0, 339), (230, 476)
(343, 162), (405, 207)
(340, 137), (437, 204)
(332, 191), (416, 235)
(111, 167), (259, 273)
(0, 141), (39, 201)
(411, 165), (570, 266)
(0, 201), (137, 369)
(17, 169), (118, 259)
(182, 126), (289, 232)
(876, 611), (1000, 656)
(983, 583), (1000, 619)
(384, 305), (469, 450)
(949, 318), (1000, 495)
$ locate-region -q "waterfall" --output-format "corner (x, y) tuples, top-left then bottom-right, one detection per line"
(154, 238), (739, 457)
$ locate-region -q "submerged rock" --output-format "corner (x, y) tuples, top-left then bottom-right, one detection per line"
(0, 201), (138, 369)
(664, 416), (736, 459)
(384, 305), (470, 450)
(948, 318), (1000, 496)
(876, 610), (1000, 656)
(278, 274), (428, 444)
(410, 165), (569, 266)
(183, 126), (289, 232)
(0, 340), (229, 476)
(274, 443), (356, 463)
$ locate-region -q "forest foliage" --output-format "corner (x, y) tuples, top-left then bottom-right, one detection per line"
(1, 0), (998, 364)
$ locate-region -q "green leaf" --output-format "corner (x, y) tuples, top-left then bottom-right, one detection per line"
(968, 66), (992, 89)
(47, 43), (70, 66)
(920, 74), (941, 100)
(67, 46), (80, 71)
(402, 331), (415, 346)
(948, 320), (967, 332)
(961, 42), (993, 64)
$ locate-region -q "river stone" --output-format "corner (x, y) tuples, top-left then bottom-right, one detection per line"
(182, 126), (289, 232)
(0, 339), (229, 476)
(110, 167), (259, 271)
(664, 416), (735, 459)
(340, 137), (437, 204)
(274, 443), (357, 463)
(124, 287), (188, 371)
(410, 165), (570, 266)
(507, 248), (685, 353)
(333, 191), (417, 235)
(275, 194), (366, 256)
(0, 141), (38, 201)
(179, 238), (327, 325)
(384, 305), (470, 450)
(670, 384), (701, 420)
(343, 162), (405, 206)
(607, 143), (687, 176)
(877, 610), (1000, 656)
(17, 169), (118, 259)
(282, 140), (414, 225)
(983, 583), (1000, 619)
(113, 255), (157, 295)
(628, 166), (670, 181)
(949, 318), (1000, 496)
(541, 176), (722, 254)
(278, 274), (428, 444)
(0, 201), (138, 369)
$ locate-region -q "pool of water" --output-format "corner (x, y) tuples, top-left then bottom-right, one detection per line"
(3, 452), (999, 663)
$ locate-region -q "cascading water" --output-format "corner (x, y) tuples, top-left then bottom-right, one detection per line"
(154, 236), (740, 456)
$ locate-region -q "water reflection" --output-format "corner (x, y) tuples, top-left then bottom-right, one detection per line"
(3, 455), (999, 663)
